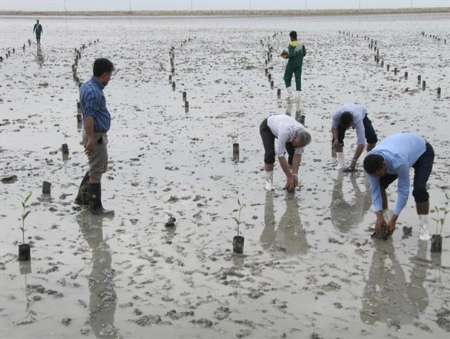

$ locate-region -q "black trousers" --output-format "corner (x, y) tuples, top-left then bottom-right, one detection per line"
(336, 115), (378, 145)
(260, 119), (295, 165)
(380, 142), (434, 203)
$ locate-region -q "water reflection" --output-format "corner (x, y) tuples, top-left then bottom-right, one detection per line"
(77, 211), (119, 338)
(360, 240), (429, 327)
(36, 44), (44, 67)
(330, 171), (371, 233)
(261, 191), (308, 255)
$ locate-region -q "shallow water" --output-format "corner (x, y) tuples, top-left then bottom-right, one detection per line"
(1, 14), (450, 339)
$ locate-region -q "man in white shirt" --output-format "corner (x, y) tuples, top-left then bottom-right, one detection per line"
(260, 114), (312, 191)
(331, 103), (378, 171)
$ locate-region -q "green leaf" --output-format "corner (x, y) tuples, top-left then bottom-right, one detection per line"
(24, 192), (32, 204)
(22, 211), (31, 221)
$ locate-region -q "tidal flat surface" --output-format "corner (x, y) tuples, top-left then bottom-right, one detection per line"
(1, 13), (450, 339)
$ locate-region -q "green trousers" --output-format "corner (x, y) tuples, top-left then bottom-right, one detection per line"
(284, 65), (302, 91)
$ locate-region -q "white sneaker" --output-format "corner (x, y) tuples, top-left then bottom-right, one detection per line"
(295, 92), (302, 114)
(336, 152), (345, 170)
(264, 171), (274, 191)
(419, 225), (431, 241)
(265, 181), (274, 191)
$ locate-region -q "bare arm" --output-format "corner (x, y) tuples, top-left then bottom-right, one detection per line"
(278, 156), (293, 179)
(291, 154), (302, 176)
(350, 144), (365, 169)
(84, 117), (96, 157)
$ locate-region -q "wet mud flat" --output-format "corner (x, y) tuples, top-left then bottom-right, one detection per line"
(1, 14), (450, 339)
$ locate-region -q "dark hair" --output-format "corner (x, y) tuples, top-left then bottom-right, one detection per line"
(93, 58), (114, 77)
(290, 31), (297, 40)
(363, 154), (384, 174)
(340, 112), (353, 127)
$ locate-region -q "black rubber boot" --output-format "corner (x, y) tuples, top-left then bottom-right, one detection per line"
(88, 183), (114, 217)
(74, 172), (90, 205)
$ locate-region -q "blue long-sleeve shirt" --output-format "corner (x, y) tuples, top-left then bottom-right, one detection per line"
(366, 133), (426, 216)
(80, 78), (111, 133)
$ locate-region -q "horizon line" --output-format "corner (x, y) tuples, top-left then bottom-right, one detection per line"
(1, 7), (450, 17)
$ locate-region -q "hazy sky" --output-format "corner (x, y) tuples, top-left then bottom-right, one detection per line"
(1, 0), (450, 11)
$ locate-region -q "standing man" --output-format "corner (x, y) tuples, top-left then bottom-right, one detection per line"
(281, 31), (307, 114)
(75, 58), (114, 216)
(363, 133), (434, 241)
(260, 114), (312, 192)
(331, 103), (378, 171)
(33, 20), (43, 44)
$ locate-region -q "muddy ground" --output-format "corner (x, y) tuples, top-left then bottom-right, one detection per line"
(1, 13), (450, 339)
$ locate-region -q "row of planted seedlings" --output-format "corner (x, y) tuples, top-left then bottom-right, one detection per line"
(339, 30), (446, 253)
(339, 31), (442, 99)
(168, 37), (193, 114)
(0, 39), (33, 63)
(161, 37), (194, 230)
(421, 31), (447, 44)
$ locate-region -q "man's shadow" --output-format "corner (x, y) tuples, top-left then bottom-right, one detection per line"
(360, 239), (429, 327)
(76, 211), (118, 338)
(260, 191), (309, 255)
(330, 171), (371, 233)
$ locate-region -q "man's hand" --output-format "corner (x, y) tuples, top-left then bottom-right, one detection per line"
(386, 215), (398, 236)
(284, 174), (295, 192)
(371, 213), (386, 238)
(84, 137), (95, 158)
(343, 160), (357, 173)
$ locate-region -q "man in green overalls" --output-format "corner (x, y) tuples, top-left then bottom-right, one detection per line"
(281, 31), (306, 115)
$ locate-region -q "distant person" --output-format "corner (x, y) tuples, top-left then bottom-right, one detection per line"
(260, 114), (311, 192)
(281, 31), (307, 114)
(33, 20), (43, 44)
(75, 58), (115, 216)
(331, 103), (378, 171)
(363, 133), (434, 241)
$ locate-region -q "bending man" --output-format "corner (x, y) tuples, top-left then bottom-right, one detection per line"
(331, 103), (378, 171)
(260, 114), (311, 192)
(363, 133), (434, 240)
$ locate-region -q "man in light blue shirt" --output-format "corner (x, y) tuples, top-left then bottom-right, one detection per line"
(363, 133), (434, 240)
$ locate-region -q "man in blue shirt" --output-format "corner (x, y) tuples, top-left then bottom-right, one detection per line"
(75, 58), (114, 216)
(363, 133), (434, 240)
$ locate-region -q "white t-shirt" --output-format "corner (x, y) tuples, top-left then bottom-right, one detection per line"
(267, 114), (306, 157)
(331, 103), (367, 145)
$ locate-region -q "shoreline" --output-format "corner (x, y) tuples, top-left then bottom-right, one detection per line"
(1, 7), (450, 17)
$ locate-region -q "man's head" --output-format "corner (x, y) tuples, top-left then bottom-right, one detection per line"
(363, 154), (386, 177)
(340, 112), (353, 129)
(292, 130), (311, 148)
(289, 31), (297, 41)
(93, 58), (114, 86)
(36, 19), (40, 24)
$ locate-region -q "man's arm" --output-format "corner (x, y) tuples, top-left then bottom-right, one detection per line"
(291, 153), (302, 175)
(393, 165), (410, 217)
(368, 174), (383, 213)
(348, 121), (366, 169)
(33, 24), (36, 33)
(81, 90), (98, 156)
(367, 174), (387, 231)
(83, 116), (96, 157)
